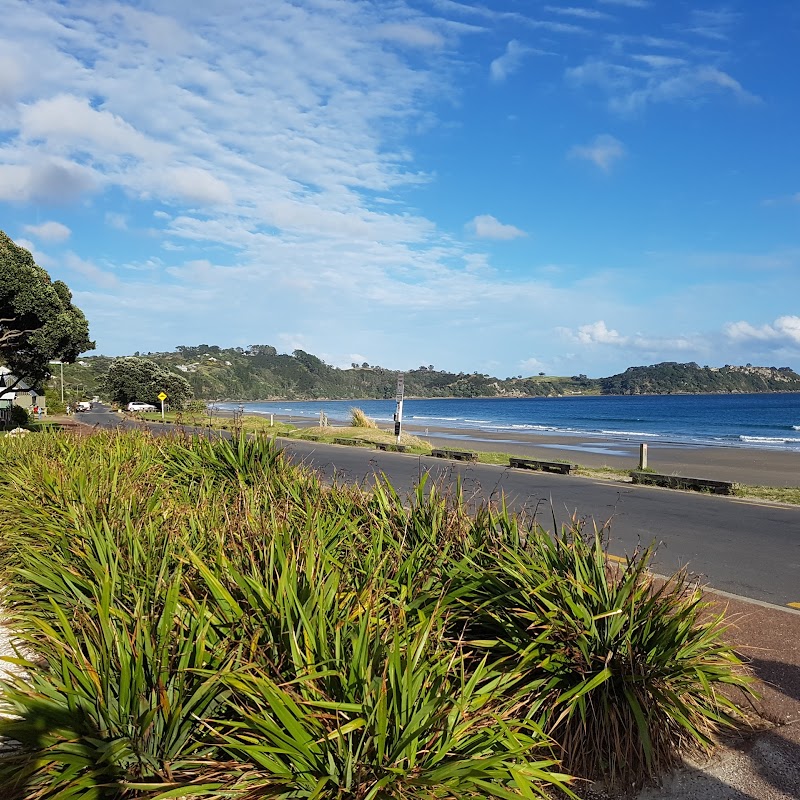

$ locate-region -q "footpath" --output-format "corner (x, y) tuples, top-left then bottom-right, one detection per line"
(39, 417), (800, 798)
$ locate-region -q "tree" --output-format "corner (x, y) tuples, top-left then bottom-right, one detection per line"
(0, 231), (94, 393)
(103, 357), (193, 408)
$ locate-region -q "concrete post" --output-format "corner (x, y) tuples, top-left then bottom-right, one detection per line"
(639, 443), (648, 470)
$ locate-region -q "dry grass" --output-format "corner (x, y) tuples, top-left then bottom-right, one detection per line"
(349, 406), (378, 428)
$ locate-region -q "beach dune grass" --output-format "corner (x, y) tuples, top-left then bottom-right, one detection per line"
(0, 429), (752, 797)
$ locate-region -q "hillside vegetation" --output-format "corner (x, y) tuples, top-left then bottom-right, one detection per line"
(55, 345), (800, 401)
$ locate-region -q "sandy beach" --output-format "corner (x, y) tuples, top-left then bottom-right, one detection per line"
(229, 409), (800, 488)
(402, 423), (800, 488)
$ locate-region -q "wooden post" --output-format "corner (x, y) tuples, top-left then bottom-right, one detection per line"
(639, 443), (648, 470)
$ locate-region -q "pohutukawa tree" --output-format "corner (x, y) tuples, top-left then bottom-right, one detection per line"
(103, 357), (193, 409)
(0, 230), (94, 392)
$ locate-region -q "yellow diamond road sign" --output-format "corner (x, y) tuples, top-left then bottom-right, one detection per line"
(158, 392), (167, 401)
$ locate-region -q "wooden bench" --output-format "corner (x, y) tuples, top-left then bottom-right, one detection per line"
(333, 437), (372, 447)
(509, 457), (575, 475)
(374, 442), (408, 452)
(630, 471), (735, 495)
(430, 448), (478, 462)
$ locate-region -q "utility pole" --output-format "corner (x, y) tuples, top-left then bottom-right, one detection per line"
(394, 373), (404, 444)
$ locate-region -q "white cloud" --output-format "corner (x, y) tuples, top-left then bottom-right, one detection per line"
(558, 320), (699, 355)
(725, 316), (800, 346)
(598, 0), (649, 7)
(376, 23), (445, 49)
(162, 167), (233, 206)
(631, 54), (687, 69)
(466, 214), (527, 240)
(564, 320), (627, 345)
(23, 220), (71, 242)
(569, 134), (625, 171)
(20, 94), (170, 160)
(687, 9), (739, 41)
(64, 252), (120, 289)
(520, 357), (546, 373)
(105, 212), (128, 230)
(490, 40), (529, 82)
(0, 160), (99, 204)
(545, 7), (611, 21)
(566, 58), (759, 113)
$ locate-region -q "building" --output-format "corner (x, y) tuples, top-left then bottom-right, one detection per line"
(0, 367), (46, 422)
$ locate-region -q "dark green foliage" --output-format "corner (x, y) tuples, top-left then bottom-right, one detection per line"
(0, 430), (752, 798)
(103, 356), (193, 408)
(452, 530), (749, 788)
(8, 404), (29, 427)
(601, 361), (800, 395)
(0, 230), (94, 387)
(61, 344), (800, 403)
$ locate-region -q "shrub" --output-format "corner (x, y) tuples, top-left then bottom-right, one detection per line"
(453, 525), (753, 790)
(350, 406), (378, 428)
(8, 404), (29, 427)
(0, 430), (752, 797)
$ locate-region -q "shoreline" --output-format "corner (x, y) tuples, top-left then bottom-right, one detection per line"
(216, 407), (800, 489)
(403, 423), (800, 488)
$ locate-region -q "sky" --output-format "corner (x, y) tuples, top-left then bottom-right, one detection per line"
(1, 0), (799, 378)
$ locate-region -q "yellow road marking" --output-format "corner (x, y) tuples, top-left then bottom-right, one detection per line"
(789, 603), (800, 610)
(607, 554), (626, 564)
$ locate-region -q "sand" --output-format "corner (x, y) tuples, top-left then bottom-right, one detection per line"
(223, 409), (800, 489)
(400, 423), (800, 488)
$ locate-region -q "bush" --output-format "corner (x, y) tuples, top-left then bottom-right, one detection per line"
(0, 430), (751, 797)
(8, 404), (29, 427)
(350, 406), (377, 428)
(452, 526), (752, 790)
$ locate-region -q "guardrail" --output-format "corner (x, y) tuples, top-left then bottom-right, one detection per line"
(430, 448), (478, 462)
(509, 457), (574, 475)
(630, 471), (735, 495)
(374, 442), (408, 452)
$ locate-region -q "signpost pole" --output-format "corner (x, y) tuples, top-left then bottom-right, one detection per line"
(158, 391), (168, 422)
(394, 373), (404, 444)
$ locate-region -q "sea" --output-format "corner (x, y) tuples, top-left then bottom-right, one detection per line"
(214, 393), (800, 453)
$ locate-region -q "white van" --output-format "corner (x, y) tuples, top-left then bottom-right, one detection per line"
(75, 401), (92, 412)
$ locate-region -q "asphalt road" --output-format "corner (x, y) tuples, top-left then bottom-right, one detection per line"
(79, 407), (800, 608)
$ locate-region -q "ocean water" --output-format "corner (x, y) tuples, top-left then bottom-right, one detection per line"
(215, 393), (800, 452)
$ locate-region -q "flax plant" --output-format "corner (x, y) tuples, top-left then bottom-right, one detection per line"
(452, 525), (753, 789)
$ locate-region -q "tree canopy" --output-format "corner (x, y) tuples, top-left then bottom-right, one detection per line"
(0, 230), (94, 389)
(103, 357), (193, 408)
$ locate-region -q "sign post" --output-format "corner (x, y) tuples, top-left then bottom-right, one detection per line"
(158, 391), (168, 422)
(394, 374), (404, 444)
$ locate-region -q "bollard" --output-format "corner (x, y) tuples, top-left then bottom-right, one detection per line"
(639, 443), (648, 470)
(270, 414), (274, 427)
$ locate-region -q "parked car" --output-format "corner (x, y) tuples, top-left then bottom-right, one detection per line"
(127, 401), (157, 412)
(75, 401), (92, 412)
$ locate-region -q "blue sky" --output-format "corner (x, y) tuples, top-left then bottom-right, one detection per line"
(1, 0), (799, 378)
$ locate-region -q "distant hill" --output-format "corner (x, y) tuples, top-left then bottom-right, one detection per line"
(600, 362), (800, 395)
(55, 348), (800, 402)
